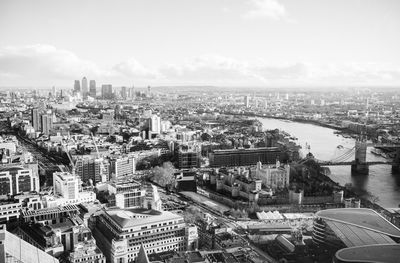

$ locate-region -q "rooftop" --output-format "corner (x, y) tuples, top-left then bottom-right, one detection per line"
(105, 208), (182, 229)
(316, 208), (400, 238)
(335, 244), (400, 263)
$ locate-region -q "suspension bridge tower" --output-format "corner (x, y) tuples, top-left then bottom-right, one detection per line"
(351, 139), (369, 175)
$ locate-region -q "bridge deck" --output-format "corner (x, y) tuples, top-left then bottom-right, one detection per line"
(319, 161), (393, 166)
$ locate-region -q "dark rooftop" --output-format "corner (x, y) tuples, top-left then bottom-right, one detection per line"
(316, 208), (400, 238)
(335, 244), (400, 263)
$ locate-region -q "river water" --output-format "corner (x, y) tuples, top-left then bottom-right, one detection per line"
(257, 117), (400, 208)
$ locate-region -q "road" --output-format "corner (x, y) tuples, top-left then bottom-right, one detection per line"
(1, 121), (66, 185)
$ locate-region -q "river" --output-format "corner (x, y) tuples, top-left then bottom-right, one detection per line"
(257, 117), (400, 208)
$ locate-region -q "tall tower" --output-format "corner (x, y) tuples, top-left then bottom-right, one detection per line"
(82, 77), (88, 98)
(244, 95), (250, 108)
(41, 114), (53, 135)
(31, 109), (41, 132)
(147, 86), (151, 97)
(89, 80), (96, 98)
(74, 80), (81, 93)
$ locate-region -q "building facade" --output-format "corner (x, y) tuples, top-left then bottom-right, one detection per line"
(209, 147), (283, 167)
(92, 208), (198, 263)
(0, 166), (39, 196)
(89, 80), (97, 98)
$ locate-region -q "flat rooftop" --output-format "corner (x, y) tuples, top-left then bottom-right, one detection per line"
(316, 208), (400, 238)
(335, 244), (400, 263)
(212, 147), (279, 153)
(105, 208), (182, 229)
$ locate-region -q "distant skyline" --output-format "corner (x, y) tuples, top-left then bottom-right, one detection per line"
(0, 0), (399, 87)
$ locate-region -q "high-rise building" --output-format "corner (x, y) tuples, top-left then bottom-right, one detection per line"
(82, 77), (88, 98)
(75, 156), (109, 185)
(89, 80), (96, 98)
(129, 86), (135, 99)
(148, 114), (161, 135)
(101, 84), (113, 99)
(120, 86), (127, 99)
(147, 85), (151, 97)
(53, 172), (79, 199)
(31, 108), (41, 132)
(244, 95), (250, 108)
(109, 155), (135, 179)
(41, 114), (53, 135)
(74, 80), (81, 93)
(52, 86), (56, 97)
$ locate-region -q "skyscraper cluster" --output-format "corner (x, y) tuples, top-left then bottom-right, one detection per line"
(74, 77), (96, 99)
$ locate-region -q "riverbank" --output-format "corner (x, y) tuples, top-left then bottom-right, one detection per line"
(222, 111), (345, 131)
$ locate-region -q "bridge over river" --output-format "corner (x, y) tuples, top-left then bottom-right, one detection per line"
(301, 140), (400, 174)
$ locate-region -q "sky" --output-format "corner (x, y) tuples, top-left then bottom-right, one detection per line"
(0, 0), (399, 88)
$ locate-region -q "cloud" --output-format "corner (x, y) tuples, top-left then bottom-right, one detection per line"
(158, 55), (259, 85)
(0, 44), (399, 86)
(0, 44), (158, 85)
(0, 44), (109, 80)
(113, 58), (159, 79)
(242, 0), (287, 20)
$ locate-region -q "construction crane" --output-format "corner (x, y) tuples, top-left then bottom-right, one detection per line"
(90, 132), (100, 158)
(62, 143), (76, 176)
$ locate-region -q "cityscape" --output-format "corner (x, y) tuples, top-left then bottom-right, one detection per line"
(1, 1), (400, 263)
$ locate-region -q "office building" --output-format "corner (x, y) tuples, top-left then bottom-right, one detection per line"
(148, 114), (161, 137)
(89, 80), (97, 98)
(0, 224), (60, 263)
(75, 156), (110, 185)
(209, 147), (283, 167)
(0, 194), (42, 223)
(41, 114), (53, 135)
(108, 179), (146, 209)
(101, 84), (113, 99)
(74, 80), (81, 92)
(177, 144), (200, 169)
(121, 86), (127, 99)
(109, 155), (135, 178)
(31, 108), (41, 132)
(82, 76), (88, 98)
(91, 207), (198, 263)
(53, 172), (79, 199)
(244, 95), (250, 108)
(45, 172), (96, 207)
(0, 166), (39, 197)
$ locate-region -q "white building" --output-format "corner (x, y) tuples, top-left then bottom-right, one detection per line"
(92, 208), (198, 263)
(53, 172), (79, 199)
(46, 172), (96, 208)
(109, 155), (135, 179)
(148, 114), (161, 135)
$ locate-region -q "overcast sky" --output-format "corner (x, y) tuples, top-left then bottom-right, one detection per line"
(0, 0), (399, 88)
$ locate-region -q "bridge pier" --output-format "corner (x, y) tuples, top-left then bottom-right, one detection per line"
(392, 148), (400, 173)
(351, 163), (369, 175)
(352, 141), (369, 175)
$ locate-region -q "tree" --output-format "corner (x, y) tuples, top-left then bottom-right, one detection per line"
(151, 162), (175, 188)
(201, 133), (212, 141)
